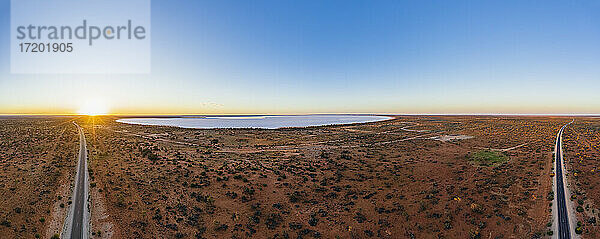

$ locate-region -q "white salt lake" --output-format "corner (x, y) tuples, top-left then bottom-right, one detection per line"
(116, 115), (392, 129)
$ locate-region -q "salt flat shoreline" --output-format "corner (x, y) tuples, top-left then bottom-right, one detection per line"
(116, 115), (394, 129)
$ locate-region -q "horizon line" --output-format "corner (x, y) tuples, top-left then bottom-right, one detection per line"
(1, 113), (599, 117)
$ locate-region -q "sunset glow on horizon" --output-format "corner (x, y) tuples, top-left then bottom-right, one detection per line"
(76, 99), (110, 116)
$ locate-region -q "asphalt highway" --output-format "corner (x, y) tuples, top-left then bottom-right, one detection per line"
(67, 123), (89, 239)
(555, 121), (573, 239)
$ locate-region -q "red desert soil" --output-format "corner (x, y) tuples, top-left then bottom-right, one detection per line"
(74, 116), (572, 239)
(0, 117), (78, 238)
(3, 116), (595, 238)
(563, 118), (600, 238)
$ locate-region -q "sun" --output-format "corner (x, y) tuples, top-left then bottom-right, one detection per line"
(77, 100), (109, 116)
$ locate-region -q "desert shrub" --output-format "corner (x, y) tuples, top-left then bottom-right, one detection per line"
(289, 191), (303, 203)
(116, 194), (126, 207)
(243, 187), (255, 195)
(547, 192), (554, 201)
(308, 214), (318, 226)
(266, 213), (283, 229)
(214, 223), (228, 231)
(469, 230), (481, 239)
(444, 220), (452, 229)
(166, 223), (178, 230)
(289, 222), (302, 230)
(340, 151), (352, 160)
(0, 220), (10, 227)
(354, 212), (366, 223)
(140, 147), (160, 161)
(469, 150), (507, 165)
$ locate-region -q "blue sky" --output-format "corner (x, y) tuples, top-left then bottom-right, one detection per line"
(1, 0), (599, 114)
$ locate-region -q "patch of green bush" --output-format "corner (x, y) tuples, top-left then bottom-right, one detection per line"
(468, 150), (508, 165)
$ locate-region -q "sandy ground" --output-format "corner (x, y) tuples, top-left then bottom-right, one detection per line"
(4, 116), (594, 238)
(46, 174), (73, 238)
(71, 115), (568, 238)
(90, 187), (115, 238)
(0, 117), (78, 238)
(562, 119), (600, 238)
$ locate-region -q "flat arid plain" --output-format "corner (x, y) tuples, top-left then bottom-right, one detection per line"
(1, 115), (599, 238)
